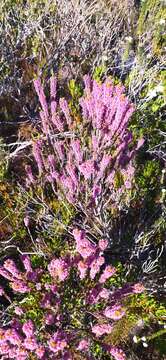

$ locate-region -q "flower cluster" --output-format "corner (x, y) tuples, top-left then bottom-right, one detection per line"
(27, 75), (144, 213)
(0, 231), (145, 360)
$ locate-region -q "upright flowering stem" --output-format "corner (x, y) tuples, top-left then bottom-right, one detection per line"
(30, 75), (143, 218)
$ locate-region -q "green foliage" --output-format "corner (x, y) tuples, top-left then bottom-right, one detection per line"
(126, 293), (166, 325)
(93, 65), (106, 82)
(136, 160), (161, 193)
(137, 0), (166, 56)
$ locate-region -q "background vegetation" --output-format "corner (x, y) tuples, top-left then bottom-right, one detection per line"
(0, 0), (165, 359)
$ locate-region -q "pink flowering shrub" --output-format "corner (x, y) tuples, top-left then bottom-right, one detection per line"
(27, 75), (144, 215)
(0, 232), (145, 360)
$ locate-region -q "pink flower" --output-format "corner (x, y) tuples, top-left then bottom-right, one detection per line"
(44, 283), (57, 293)
(48, 258), (69, 281)
(24, 336), (38, 351)
(0, 343), (10, 354)
(5, 328), (22, 345)
(16, 346), (28, 357)
(98, 239), (109, 251)
(25, 165), (35, 184)
(8, 346), (17, 358)
(78, 260), (88, 279)
(79, 159), (95, 180)
(59, 98), (72, 127)
(77, 339), (90, 351)
(40, 293), (51, 309)
(98, 288), (110, 300)
(48, 332), (67, 353)
(132, 283), (145, 294)
(51, 107), (64, 131)
(99, 265), (116, 283)
(50, 75), (57, 99)
(73, 228), (96, 259)
(36, 283), (42, 291)
(3, 259), (22, 279)
(92, 323), (113, 337)
(96, 154), (112, 181)
(14, 307), (24, 316)
(36, 345), (45, 359)
(33, 140), (44, 174)
(22, 320), (35, 337)
(10, 280), (30, 294)
(83, 74), (92, 94)
(109, 347), (126, 360)
(45, 312), (55, 325)
(86, 286), (101, 304)
(104, 305), (125, 320)
(54, 141), (65, 161)
(48, 154), (56, 171)
(66, 163), (78, 186)
(70, 139), (83, 164)
(90, 256), (105, 280)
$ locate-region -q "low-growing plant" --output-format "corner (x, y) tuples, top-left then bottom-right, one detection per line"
(25, 75), (144, 241)
(0, 232), (145, 359)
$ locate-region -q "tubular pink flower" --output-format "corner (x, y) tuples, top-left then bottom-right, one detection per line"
(3, 259), (22, 280)
(45, 312), (55, 325)
(66, 163), (78, 186)
(16, 346), (28, 356)
(71, 139), (83, 164)
(48, 258), (69, 281)
(11, 280), (30, 294)
(83, 74), (92, 94)
(51, 101), (64, 131)
(98, 288), (110, 300)
(5, 328), (22, 346)
(90, 256), (105, 280)
(77, 339), (90, 351)
(73, 229), (96, 259)
(99, 265), (116, 283)
(36, 345), (45, 359)
(79, 159), (95, 180)
(21, 255), (32, 272)
(25, 165), (35, 184)
(22, 320), (35, 337)
(59, 98), (72, 127)
(92, 323), (113, 337)
(33, 140), (44, 174)
(47, 154), (56, 172)
(109, 346), (126, 360)
(96, 154), (112, 181)
(40, 110), (49, 134)
(104, 305), (125, 320)
(0, 343), (10, 355)
(14, 307), (24, 316)
(48, 333), (67, 353)
(50, 76), (57, 99)
(132, 283), (145, 294)
(78, 260), (88, 279)
(98, 239), (109, 251)
(24, 336), (38, 351)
